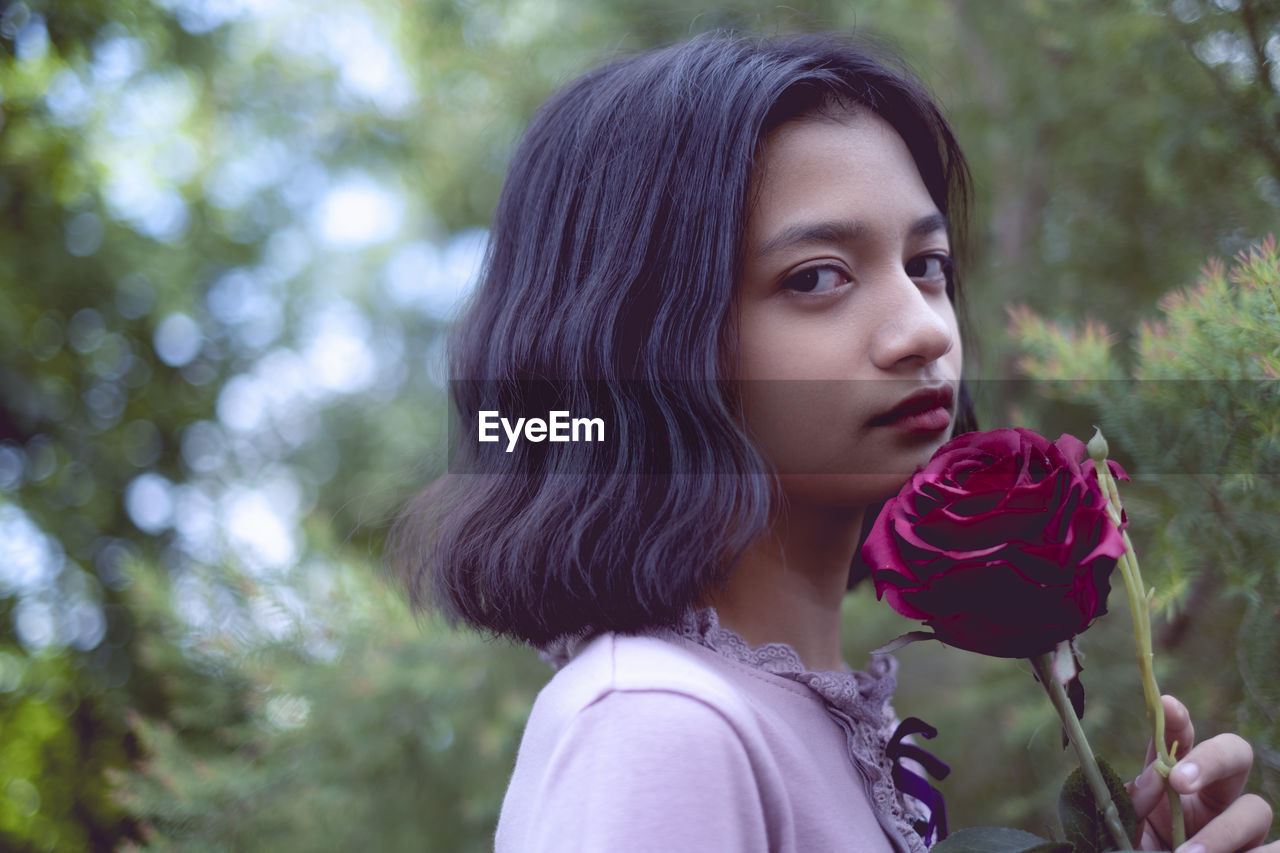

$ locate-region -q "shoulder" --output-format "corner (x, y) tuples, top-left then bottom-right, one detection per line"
(523, 632), (769, 765)
(496, 634), (777, 852)
(523, 630), (833, 765)
(554, 631), (753, 708)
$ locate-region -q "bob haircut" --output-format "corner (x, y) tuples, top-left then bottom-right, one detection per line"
(390, 31), (978, 648)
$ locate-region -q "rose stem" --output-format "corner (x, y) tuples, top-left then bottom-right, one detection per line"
(1088, 429), (1186, 849)
(1030, 652), (1132, 851)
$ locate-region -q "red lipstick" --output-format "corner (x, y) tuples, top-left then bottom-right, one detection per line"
(869, 385), (955, 432)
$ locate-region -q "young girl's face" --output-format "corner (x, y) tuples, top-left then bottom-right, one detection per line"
(735, 108), (964, 508)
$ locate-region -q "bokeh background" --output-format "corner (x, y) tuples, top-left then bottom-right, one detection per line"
(1, 0), (1277, 849)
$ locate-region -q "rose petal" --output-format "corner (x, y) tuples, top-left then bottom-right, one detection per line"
(870, 428), (1125, 659)
(1052, 432), (1088, 464)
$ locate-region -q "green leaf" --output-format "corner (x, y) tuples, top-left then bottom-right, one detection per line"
(930, 826), (1073, 853)
(869, 630), (940, 655)
(1058, 756), (1140, 853)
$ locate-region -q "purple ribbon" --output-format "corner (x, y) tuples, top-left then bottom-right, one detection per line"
(887, 716), (950, 845)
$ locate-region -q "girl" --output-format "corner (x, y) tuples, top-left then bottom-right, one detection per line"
(391, 32), (1275, 853)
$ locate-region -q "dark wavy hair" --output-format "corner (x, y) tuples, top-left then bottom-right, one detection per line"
(389, 31), (978, 647)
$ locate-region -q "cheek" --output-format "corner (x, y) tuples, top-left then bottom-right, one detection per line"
(731, 298), (960, 507)
(735, 309), (797, 382)
(735, 309), (865, 490)
(735, 302), (865, 383)
(739, 381), (850, 474)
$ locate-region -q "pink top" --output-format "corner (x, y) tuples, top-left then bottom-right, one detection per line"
(495, 608), (933, 852)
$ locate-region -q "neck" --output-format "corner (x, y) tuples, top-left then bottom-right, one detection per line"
(705, 500), (866, 672)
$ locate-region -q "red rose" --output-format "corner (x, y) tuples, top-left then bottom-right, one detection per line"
(864, 428), (1128, 658)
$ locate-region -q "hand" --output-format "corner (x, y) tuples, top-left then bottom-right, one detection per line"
(1125, 694), (1277, 852)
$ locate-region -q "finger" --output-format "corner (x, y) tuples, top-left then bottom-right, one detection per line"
(1130, 696), (1197, 819)
(1171, 733), (1253, 801)
(1161, 694), (1195, 762)
(1176, 792), (1273, 853)
(1128, 761), (1173, 826)
(1132, 734), (1255, 842)
(1143, 695), (1194, 767)
(1134, 819), (1170, 852)
(1172, 734), (1255, 831)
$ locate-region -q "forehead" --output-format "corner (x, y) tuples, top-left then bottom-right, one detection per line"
(746, 109), (940, 246)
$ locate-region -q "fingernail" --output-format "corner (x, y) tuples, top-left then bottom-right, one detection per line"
(1132, 768), (1152, 790)
(1175, 843), (1204, 853)
(1175, 762), (1200, 788)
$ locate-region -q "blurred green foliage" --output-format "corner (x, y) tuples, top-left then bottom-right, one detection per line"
(111, 559), (547, 851)
(1004, 234), (1280, 827)
(0, 0), (1276, 849)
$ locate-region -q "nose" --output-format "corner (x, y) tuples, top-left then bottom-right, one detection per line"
(869, 273), (957, 371)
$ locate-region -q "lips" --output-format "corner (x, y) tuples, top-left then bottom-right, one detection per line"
(869, 385), (956, 430)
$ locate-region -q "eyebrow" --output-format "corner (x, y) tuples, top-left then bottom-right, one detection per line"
(754, 212), (949, 260)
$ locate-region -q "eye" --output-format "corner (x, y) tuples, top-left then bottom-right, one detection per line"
(780, 264), (851, 295)
(905, 253), (954, 289)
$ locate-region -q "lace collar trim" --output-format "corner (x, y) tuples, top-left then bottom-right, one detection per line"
(667, 607), (899, 728)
